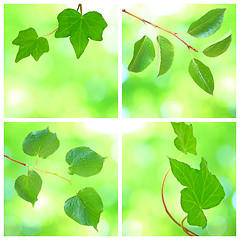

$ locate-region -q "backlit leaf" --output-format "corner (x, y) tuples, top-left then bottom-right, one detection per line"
(22, 127), (60, 159)
(128, 35), (155, 72)
(188, 8), (226, 38)
(64, 187), (103, 230)
(203, 34), (232, 57)
(66, 146), (106, 177)
(171, 122), (197, 155)
(157, 35), (174, 76)
(169, 157), (225, 229)
(14, 170), (42, 207)
(12, 28), (49, 62)
(55, 9), (107, 59)
(189, 58), (214, 95)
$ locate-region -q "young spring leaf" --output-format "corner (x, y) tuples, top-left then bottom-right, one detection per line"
(188, 8), (226, 38)
(188, 58), (214, 95)
(22, 127), (60, 159)
(203, 34), (232, 57)
(169, 157), (225, 229)
(171, 122), (197, 155)
(64, 187), (103, 230)
(12, 28), (49, 63)
(128, 35), (155, 72)
(55, 9), (107, 59)
(156, 35), (174, 76)
(65, 147), (106, 177)
(14, 170), (42, 207)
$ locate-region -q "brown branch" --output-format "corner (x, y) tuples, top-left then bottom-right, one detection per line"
(122, 9), (198, 52)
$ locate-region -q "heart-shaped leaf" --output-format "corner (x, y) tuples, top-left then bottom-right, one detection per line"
(14, 170), (42, 207)
(203, 33), (232, 57)
(66, 146), (106, 177)
(188, 8), (226, 38)
(64, 187), (103, 230)
(128, 35), (155, 72)
(188, 58), (214, 95)
(22, 127), (60, 159)
(171, 122), (197, 155)
(157, 35), (174, 76)
(169, 157), (225, 229)
(12, 28), (49, 63)
(55, 9), (107, 59)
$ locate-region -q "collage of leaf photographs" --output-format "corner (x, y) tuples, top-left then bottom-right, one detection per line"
(1, 0), (238, 238)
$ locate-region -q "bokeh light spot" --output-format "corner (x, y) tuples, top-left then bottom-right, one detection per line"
(122, 219), (143, 236)
(207, 216), (227, 236)
(99, 184), (117, 207)
(216, 145), (235, 167)
(218, 177), (233, 199)
(160, 101), (182, 117)
(85, 78), (106, 103)
(20, 215), (42, 236)
(133, 143), (155, 166)
(4, 177), (15, 200)
(232, 191), (236, 210)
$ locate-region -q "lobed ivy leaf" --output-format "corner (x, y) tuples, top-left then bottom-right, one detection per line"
(188, 58), (214, 95)
(12, 28), (49, 63)
(169, 157), (225, 229)
(188, 8), (226, 38)
(64, 187), (103, 230)
(65, 146), (106, 177)
(203, 33), (232, 57)
(171, 122), (197, 155)
(14, 170), (42, 207)
(22, 127), (60, 159)
(55, 9), (107, 59)
(128, 35), (155, 72)
(156, 35), (174, 76)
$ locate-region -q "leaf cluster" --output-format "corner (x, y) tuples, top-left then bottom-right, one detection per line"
(169, 122), (225, 229)
(127, 8), (232, 95)
(12, 7), (107, 62)
(14, 127), (106, 230)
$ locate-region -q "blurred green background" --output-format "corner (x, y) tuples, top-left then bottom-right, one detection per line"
(4, 122), (118, 236)
(123, 122), (236, 236)
(122, 4), (236, 118)
(4, 4), (118, 118)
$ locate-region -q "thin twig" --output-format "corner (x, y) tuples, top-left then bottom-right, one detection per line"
(4, 155), (78, 194)
(122, 9), (198, 52)
(161, 153), (198, 236)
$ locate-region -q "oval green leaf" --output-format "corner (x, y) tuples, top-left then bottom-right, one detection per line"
(169, 157), (225, 229)
(14, 170), (42, 207)
(22, 127), (60, 159)
(128, 35), (155, 72)
(157, 35), (174, 76)
(171, 122), (197, 155)
(203, 34), (232, 57)
(188, 58), (214, 95)
(66, 146), (106, 177)
(64, 187), (103, 230)
(188, 8), (226, 38)
(12, 28), (49, 63)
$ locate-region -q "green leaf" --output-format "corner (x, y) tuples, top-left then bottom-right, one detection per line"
(55, 9), (107, 59)
(128, 35), (155, 72)
(188, 8), (226, 38)
(171, 122), (197, 155)
(14, 170), (42, 207)
(64, 187), (103, 230)
(188, 58), (214, 95)
(66, 146), (106, 177)
(22, 127), (60, 159)
(156, 35), (174, 76)
(12, 28), (49, 63)
(203, 34), (232, 57)
(169, 157), (225, 229)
